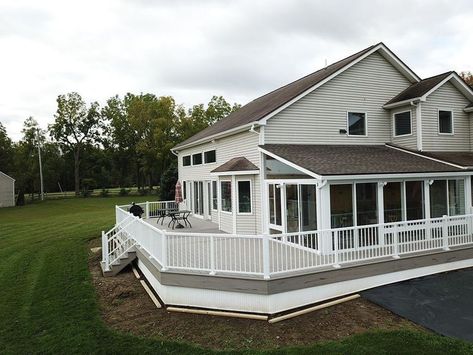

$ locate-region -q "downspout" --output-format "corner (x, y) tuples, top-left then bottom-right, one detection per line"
(411, 100), (423, 151)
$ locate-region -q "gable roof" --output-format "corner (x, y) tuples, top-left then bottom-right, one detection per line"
(385, 71), (473, 109)
(385, 72), (453, 107)
(0, 171), (15, 181)
(211, 157), (258, 173)
(174, 43), (420, 150)
(259, 144), (464, 177)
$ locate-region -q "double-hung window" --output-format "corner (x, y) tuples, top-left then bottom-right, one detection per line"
(394, 111), (412, 136)
(347, 112), (367, 136)
(438, 110), (453, 134)
(204, 150), (216, 164)
(192, 153), (202, 165)
(182, 155), (191, 166)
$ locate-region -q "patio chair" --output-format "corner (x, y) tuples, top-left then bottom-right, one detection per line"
(170, 211), (192, 229)
(156, 209), (167, 225)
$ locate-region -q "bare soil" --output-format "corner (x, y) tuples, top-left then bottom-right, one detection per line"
(88, 240), (421, 351)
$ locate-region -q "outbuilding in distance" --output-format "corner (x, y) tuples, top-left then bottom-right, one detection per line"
(0, 171), (15, 207)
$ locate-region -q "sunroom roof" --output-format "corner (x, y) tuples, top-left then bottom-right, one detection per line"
(260, 144), (464, 176)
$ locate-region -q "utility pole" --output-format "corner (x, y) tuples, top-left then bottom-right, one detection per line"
(37, 128), (44, 201)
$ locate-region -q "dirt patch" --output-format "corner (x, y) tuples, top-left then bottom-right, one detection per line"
(89, 239), (421, 351)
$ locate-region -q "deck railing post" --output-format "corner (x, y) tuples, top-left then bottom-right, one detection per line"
(393, 223), (400, 259)
(333, 230), (341, 268)
(263, 235), (270, 279)
(161, 231), (168, 271)
(146, 201), (150, 219)
(210, 235), (216, 275)
(102, 231), (110, 272)
(442, 215), (450, 251)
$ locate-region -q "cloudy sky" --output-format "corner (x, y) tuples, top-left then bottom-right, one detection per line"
(1, 0), (472, 141)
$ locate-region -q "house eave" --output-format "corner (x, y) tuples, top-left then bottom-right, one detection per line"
(210, 170), (260, 176)
(172, 122), (260, 153)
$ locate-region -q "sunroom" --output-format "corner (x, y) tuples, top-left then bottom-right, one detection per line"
(260, 144), (473, 238)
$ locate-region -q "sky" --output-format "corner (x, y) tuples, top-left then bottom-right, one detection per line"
(1, 0), (472, 141)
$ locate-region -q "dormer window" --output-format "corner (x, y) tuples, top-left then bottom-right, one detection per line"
(394, 111), (412, 136)
(438, 110), (453, 134)
(347, 112), (367, 136)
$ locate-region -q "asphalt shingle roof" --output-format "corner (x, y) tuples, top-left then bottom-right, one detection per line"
(211, 157), (258, 173)
(174, 44), (378, 149)
(385, 72), (452, 106)
(260, 144), (463, 176)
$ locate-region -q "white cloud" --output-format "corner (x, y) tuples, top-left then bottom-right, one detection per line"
(1, 0), (472, 141)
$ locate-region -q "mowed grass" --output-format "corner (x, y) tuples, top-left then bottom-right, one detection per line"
(0, 198), (472, 354)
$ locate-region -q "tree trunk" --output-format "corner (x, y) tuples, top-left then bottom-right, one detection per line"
(74, 148), (81, 196)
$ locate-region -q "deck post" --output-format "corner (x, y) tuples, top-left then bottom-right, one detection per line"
(161, 231), (168, 271)
(210, 235), (216, 275)
(393, 223), (400, 259)
(102, 231), (110, 272)
(146, 201), (150, 219)
(442, 215), (450, 251)
(262, 235), (270, 279)
(333, 230), (340, 268)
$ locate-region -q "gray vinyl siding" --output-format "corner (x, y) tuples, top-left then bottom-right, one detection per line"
(0, 173), (14, 208)
(422, 81), (471, 151)
(264, 52), (412, 145)
(177, 131), (261, 234)
(390, 106), (417, 150)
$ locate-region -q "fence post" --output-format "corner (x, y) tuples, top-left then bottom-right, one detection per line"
(263, 235), (270, 279)
(393, 224), (400, 259)
(442, 215), (450, 251)
(146, 201), (150, 219)
(102, 231), (110, 272)
(161, 231), (168, 271)
(333, 230), (341, 268)
(210, 235), (216, 275)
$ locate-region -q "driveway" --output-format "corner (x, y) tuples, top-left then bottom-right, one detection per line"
(362, 267), (473, 342)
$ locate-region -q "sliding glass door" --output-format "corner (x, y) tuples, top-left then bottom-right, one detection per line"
(193, 181), (204, 215)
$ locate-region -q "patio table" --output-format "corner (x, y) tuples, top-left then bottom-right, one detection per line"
(168, 210), (192, 229)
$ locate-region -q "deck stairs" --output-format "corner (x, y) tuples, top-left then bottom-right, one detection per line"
(101, 215), (138, 277)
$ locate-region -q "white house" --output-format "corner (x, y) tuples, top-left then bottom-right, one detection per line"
(102, 43), (473, 315)
(0, 171), (15, 207)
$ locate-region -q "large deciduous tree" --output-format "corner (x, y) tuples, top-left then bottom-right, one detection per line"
(49, 92), (101, 196)
(0, 122), (14, 175)
(460, 71), (473, 87)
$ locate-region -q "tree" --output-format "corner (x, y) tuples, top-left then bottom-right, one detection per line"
(0, 122), (14, 175)
(49, 92), (101, 196)
(460, 71), (473, 87)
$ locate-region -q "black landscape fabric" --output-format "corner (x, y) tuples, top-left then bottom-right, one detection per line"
(362, 268), (473, 342)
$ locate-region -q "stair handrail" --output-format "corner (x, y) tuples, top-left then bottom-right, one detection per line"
(102, 215), (138, 272)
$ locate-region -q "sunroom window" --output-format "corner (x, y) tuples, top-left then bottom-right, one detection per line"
(394, 111), (411, 136)
(438, 110), (453, 134)
(347, 112), (366, 136)
(238, 181), (251, 213)
(221, 181), (232, 212)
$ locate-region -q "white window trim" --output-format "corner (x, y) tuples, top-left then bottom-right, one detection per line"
(203, 149), (217, 165)
(237, 179), (253, 215)
(211, 180), (218, 211)
(220, 180), (232, 214)
(182, 155), (192, 167)
(392, 110), (413, 137)
(346, 111), (368, 137)
(438, 109), (454, 135)
(191, 152), (203, 166)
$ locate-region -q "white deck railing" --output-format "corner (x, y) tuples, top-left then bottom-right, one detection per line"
(103, 201), (473, 279)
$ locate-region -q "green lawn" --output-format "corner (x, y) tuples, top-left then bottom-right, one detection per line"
(0, 198), (472, 354)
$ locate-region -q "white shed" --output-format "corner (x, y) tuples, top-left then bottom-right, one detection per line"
(0, 171), (15, 207)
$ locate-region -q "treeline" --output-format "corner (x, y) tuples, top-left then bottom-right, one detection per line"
(0, 92), (240, 202)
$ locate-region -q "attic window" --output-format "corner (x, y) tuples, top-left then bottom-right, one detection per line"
(438, 110), (453, 134)
(347, 112), (367, 136)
